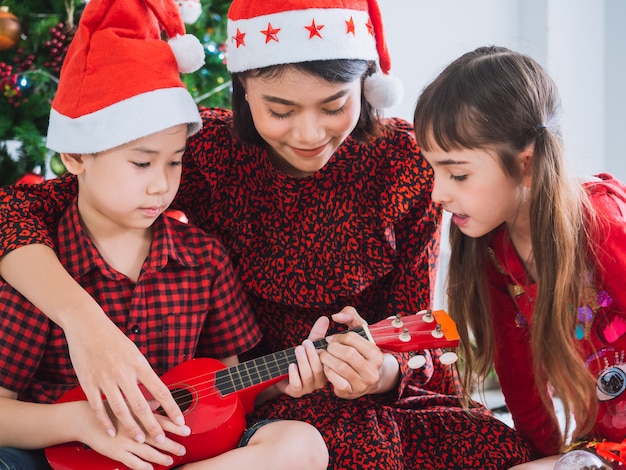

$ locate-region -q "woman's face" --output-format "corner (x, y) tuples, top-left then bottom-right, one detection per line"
(243, 67), (362, 178)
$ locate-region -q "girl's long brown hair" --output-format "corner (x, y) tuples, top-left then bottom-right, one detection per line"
(413, 46), (597, 447)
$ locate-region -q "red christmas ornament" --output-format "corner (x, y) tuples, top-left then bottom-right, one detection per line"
(0, 6), (21, 51)
(164, 209), (189, 223)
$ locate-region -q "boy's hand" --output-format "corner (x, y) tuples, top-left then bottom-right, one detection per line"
(64, 315), (186, 442)
(73, 401), (189, 470)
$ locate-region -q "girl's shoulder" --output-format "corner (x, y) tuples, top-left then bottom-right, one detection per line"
(584, 173), (626, 221)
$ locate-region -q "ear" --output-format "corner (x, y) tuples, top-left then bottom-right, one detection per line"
(520, 143), (534, 187)
(60, 153), (86, 175)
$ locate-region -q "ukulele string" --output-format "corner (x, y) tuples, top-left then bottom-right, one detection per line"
(158, 321), (449, 409)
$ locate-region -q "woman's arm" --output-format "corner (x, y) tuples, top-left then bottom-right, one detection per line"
(0, 244), (185, 442)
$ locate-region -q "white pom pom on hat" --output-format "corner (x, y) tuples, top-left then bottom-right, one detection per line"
(46, 0), (205, 154)
(226, 0), (403, 109)
(364, 72), (404, 109)
(169, 34), (205, 73)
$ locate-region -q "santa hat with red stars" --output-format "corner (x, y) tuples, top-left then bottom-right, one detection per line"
(226, 0), (403, 109)
(46, 0), (205, 154)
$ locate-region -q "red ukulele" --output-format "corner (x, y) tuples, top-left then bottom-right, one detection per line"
(45, 309), (459, 469)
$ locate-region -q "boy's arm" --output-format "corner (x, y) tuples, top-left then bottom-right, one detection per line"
(0, 244), (185, 443)
(0, 386), (186, 469)
(0, 387), (78, 448)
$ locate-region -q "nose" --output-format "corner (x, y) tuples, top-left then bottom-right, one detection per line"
(147, 167), (170, 195)
(292, 111), (324, 144)
(430, 174), (450, 205)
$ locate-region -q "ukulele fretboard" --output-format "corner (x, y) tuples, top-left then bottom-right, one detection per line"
(215, 326), (368, 395)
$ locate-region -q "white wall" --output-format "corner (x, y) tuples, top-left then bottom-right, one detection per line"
(376, 0), (626, 309)
(378, 0), (624, 179)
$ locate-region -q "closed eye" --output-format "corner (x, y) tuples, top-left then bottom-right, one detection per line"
(268, 109), (291, 119)
(323, 105), (346, 116)
(450, 174), (467, 182)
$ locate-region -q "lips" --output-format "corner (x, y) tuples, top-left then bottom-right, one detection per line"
(291, 143), (327, 158)
(451, 213), (469, 227)
(142, 206), (163, 217)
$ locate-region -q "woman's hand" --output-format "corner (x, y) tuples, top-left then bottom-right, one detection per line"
(64, 315), (186, 443)
(320, 306), (400, 399)
(274, 316), (329, 398)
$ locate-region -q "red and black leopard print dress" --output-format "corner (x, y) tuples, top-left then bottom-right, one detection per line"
(0, 107), (531, 469)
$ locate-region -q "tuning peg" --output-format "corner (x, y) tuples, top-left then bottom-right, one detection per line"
(408, 352), (426, 369)
(431, 324), (444, 339)
(391, 313), (403, 328)
(419, 309), (435, 323)
(439, 351), (458, 365)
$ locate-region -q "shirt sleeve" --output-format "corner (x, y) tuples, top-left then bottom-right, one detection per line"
(0, 282), (49, 393)
(587, 174), (626, 314)
(0, 172), (78, 257)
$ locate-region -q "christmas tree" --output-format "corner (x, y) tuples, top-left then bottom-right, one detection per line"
(0, 0), (231, 186)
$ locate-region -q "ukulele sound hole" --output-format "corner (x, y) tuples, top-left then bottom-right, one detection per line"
(156, 387), (193, 415)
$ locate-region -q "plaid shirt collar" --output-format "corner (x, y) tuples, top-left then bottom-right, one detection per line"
(57, 198), (199, 280)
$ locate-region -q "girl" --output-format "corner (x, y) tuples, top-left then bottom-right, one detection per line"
(0, 5), (531, 470)
(413, 45), (626, 468)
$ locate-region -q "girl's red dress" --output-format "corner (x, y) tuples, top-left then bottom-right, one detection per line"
(487, 174), (626, 458)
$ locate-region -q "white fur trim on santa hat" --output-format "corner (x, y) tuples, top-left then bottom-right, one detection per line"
(46, 88), (202, 154)
(227, 9), (377, 73)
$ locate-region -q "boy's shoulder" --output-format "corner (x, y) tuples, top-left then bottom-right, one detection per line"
(160, 214), (231, 266)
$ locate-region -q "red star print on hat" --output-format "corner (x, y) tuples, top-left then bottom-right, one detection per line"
(46, 0), (205, 154)
(226, 0), (403, 109)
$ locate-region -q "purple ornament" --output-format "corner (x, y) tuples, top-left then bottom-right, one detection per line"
(596, 290), (613, 308)
(578, 305), (594, 323)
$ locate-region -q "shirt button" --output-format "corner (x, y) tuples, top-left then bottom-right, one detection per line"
(130, 325), (140, 335)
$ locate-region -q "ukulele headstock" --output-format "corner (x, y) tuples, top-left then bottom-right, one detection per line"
(367, 309), (460, 369)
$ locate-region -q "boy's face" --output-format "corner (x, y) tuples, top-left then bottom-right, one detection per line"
(64, 124), (187, 231)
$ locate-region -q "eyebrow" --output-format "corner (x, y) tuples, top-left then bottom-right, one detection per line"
(262, 89), (350, 106)
(131, 146), (187, 155)
(433, 159), (469, 166)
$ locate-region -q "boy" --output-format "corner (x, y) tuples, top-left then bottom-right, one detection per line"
(0, 0), (328, 469)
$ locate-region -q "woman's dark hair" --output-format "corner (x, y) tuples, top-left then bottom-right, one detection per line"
(231, 59), (381, 145)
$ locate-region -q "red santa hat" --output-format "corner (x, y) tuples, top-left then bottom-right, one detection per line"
(226, 0), (403, 109)
(46, 0), (205, 154)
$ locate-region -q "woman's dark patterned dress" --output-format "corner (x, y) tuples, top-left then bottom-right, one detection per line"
(0, 108), (531, 469)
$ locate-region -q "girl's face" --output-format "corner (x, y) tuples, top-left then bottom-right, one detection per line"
(64, 124), (187, 233)
(421, 144), (527, 238)
(243, 67), (362, 178)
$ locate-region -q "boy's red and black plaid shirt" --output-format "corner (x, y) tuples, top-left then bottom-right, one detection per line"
(0, 199), (261, 404)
